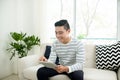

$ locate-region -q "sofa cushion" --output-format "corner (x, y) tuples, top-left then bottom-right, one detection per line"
(50, 75), (70, 80)
(83, 42), (96, 68)
(23, 64), (44, 80)
(118, 68), (120, 80)
(96, 41), (120, 71)
(84, 68), (117, 80)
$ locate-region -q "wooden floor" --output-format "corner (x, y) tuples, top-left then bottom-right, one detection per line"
(0, 74), (19, 80)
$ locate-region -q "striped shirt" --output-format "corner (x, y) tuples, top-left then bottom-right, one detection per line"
(48, 38), (85, 73)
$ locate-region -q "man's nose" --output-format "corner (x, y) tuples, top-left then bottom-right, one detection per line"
(56, 34), (60, 38)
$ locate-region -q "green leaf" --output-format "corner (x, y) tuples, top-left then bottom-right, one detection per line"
(10, 32), (26, 41)
(7, 32), (40, 60)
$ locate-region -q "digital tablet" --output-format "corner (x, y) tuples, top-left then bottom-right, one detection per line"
(39, 61), (57, 69)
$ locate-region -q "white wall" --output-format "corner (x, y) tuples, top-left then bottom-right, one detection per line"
(35, 0), (61, 43)
(33, 0), (51, 43)
(0, 0), (17, 78)
(0, 0), (43, 79)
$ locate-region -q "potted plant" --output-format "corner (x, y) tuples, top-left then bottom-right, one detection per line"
(7, 32), (40, 60)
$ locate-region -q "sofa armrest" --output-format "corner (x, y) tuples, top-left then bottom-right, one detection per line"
(18, 54), (40, 80)
(118, 68), (120, 80)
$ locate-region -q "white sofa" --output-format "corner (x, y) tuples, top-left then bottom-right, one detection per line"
(18, 42), (120, 80)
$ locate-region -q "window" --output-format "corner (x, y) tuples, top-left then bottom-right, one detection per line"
(76, 0), (117, 40)
(46, 0), (117, 43)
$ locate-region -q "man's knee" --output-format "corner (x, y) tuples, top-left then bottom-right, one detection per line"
(69, 70), (84, 80)
(37, 67), (58, 78)
(37, 67), (46, 77)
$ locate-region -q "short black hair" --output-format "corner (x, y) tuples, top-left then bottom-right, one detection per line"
(54, 19), (70, 30)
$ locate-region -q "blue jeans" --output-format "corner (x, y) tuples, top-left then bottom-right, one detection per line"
(37, 67), (84, 80)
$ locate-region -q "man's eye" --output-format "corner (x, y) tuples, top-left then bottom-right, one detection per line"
(59, 32), (63, 34)
(55, 31), (63, 35)
(55, 32), (57, 34)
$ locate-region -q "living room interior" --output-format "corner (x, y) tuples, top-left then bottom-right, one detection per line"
(0, 0), (120, 80)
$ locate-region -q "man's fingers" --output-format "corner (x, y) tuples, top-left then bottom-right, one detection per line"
(39, 56), (47, 61)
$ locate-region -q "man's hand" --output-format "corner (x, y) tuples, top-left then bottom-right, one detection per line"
(39, 56), (47, 62)
(55, 65), (69, 73)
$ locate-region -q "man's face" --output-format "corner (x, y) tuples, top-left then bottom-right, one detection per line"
(55, 26), (70, 43)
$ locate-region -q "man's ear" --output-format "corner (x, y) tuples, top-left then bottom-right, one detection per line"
(67, 29), (71, 33)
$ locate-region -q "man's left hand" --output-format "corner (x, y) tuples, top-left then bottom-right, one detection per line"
(55, 65), (69, 73)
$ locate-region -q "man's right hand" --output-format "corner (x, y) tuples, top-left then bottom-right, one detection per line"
(39, 56), (48, 62)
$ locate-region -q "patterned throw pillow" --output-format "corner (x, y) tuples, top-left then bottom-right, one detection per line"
(96, 41), (120, 71)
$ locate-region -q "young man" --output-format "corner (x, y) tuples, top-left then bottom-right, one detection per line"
(37, 19), (85, 80)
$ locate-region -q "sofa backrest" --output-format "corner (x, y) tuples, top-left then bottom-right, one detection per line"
(40, 42), (97, 68)
(83, 42), (96, 68)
